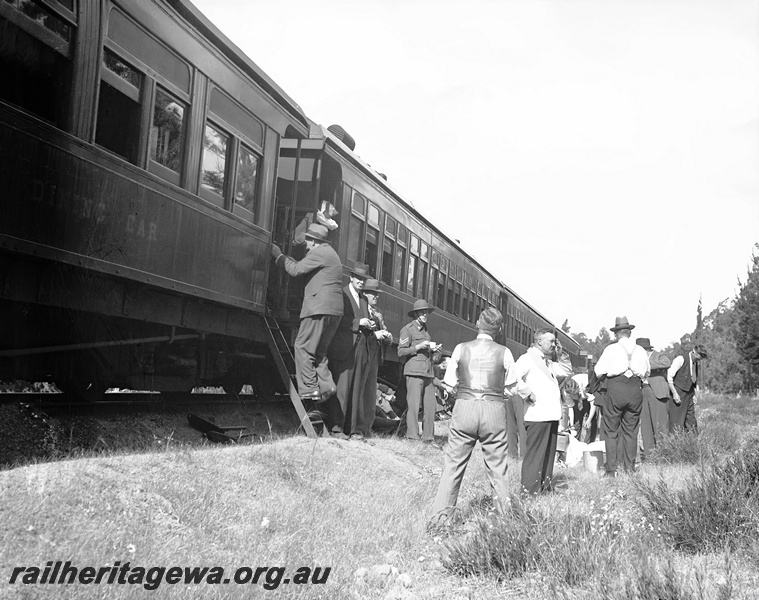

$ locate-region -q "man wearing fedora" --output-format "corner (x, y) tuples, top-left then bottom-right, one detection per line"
(327, 263), (371, 438)
(347, 278), (393, 440)
(271, 223), (343, 409)
(667, 344), (708, 433)
(636, 337), (672, 457)
(398, 299), (441, 443)
(430, 308), (518, 526)
(594, 317), (650, 475)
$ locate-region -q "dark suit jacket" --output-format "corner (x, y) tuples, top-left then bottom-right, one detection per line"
(647, 350), (672, 399)
(327, 285), (368, 362)
(278, 243), (343, 318)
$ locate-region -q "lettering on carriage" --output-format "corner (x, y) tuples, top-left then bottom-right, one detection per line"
(30, 178), (107, 224)
(126, 214), (158, 241)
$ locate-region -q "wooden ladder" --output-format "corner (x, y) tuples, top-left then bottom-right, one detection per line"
(263, 311), (318, 439)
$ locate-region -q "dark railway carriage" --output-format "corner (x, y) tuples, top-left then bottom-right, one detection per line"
(0, 0), (584, 405)
(0, 0), (308, 397)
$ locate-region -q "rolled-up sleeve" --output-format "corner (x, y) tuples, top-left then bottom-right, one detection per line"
(667, 355), (684, 384)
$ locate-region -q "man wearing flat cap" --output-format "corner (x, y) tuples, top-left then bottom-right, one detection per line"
(327, 262), (372, 438)
(594, 317), (650, 475)
(636, 338), (672, 458)
(271, 223), (343, 408)
(667, 344), (708, 433)
(398, 299), (442, 443)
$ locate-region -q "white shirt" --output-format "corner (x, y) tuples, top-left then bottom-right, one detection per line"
(515, 346), (572, 422)
(594, 337), (650, 379)
(571, 373), (594, 402)
(667, 353), (697, 388)
(443, 334), (518, 395)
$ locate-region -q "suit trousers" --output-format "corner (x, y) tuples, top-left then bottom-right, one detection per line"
(521, 420), (559, 494)
(604, 376), (643, 474)
(639, 384), (670, 456)
(431, 398), (510, 522)
(293, 314), (340, 398)
(328, 355), (355, 432)
(406, 376), (436, 441)
(505, 394), (526, 458)
(669, 388), (697, 433)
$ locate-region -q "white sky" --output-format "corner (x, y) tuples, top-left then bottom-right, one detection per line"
(193, 0), (759, 347)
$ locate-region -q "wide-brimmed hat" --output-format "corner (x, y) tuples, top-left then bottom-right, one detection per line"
(635, 337), (652, 350)
(408, 299), (434, 317)
(693, 344), (708, 359)
(351, 262), (370, 279)
(363, 279), (381, 294)
(610, 316), (635, 332)
(304, 223), (330, 242)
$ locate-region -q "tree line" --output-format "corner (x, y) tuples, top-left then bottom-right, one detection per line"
(563, 243), (759, 395)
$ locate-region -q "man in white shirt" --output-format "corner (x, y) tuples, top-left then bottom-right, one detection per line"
(429, 308), (518, 526)
(667, 344), (707, 433)
(515, 328), (572, 494)
(594, 317), (650, 476)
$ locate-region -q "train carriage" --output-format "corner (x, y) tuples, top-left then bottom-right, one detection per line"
(1, 0), (584, 410)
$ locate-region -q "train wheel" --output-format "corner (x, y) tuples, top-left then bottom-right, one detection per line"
(57, 379), (108, 402)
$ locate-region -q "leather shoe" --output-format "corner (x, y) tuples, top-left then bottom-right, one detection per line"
(322, 387), (337, 399)
(301, 391), (322, 402)
(330, 429), (349, 440)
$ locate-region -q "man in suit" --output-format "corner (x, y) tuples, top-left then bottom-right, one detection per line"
(667, 344), (708, 433)
(270, 223), (343, 407)
(636, 337), (672, 458)
(429, 308), (518, 526)
(515, 328), (573, 493)
(326, 263), (370, 438)
(594, 317), (650, 476)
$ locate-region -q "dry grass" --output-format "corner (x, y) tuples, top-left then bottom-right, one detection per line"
(1, 394), (759, 599)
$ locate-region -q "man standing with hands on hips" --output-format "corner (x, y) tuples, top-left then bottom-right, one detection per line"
(515, 328), (572, 494)
(398, 300), (441, 444)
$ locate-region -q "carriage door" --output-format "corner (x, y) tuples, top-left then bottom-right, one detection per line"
(266, 138), (324, 316)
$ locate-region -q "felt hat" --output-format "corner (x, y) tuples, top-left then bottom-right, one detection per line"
(304, 223), (330, 242)
(408, 299), (434, 317)
(635, 337), (652, 350)
(693, 344), (708, 359)
(610, 316), (635, 332)
(363, 279), (381, 294)
(351, 263), (370, 279)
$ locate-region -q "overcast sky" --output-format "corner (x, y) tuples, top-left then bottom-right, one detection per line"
(193, 0), (759, 347)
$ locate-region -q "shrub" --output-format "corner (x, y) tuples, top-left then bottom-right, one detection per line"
(634, 447), (759, 554)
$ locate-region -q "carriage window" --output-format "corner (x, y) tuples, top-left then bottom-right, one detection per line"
(462, 288), (470, 323)
(446, 279), (455, 314)
(381, 236), (394, 285)
(150, 87), (185, 175)
(200, 122), (228, 198)
(407, 254), (417, 296)
(437, 273), (446, 310)
(393, 245), (406, 291)
(365, 226), (379, 277)
(409, 234), (419, 255)
(429, 267), (438, 305)
(418, 259), (428, 301)
(352, 193), (365, 215)
(234, 144), (260, 219)
(453, 281), (461, 317)
(420, 242), (429, 261)
(0, 16), (72, 129)
(6, 0), (71, 42)
(209, 88), (263, 148)
(96, 50), (141, 163)
(431, 249), (439, 268)
(367, 204), (380, 227)
(347, 214), (364, 263)
(385, 215), (396, 236)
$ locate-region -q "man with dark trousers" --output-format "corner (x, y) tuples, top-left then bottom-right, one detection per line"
(667, 344), (708, 433)
(515, 328), (572, 493)
(326, 263), (370, 438)
(636, 337), (672, 457)
(270, 223), (343, 411)
(429, 308), (518, 526)
(398, 299), (441, 444)
(594, 317), (650, 475)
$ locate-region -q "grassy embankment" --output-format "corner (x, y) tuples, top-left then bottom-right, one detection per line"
(2, 393), (759, 599)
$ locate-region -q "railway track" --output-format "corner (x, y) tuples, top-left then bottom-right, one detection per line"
(0, 392), (282, 411)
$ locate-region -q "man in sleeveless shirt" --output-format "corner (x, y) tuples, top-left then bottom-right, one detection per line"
(594, 317), (650, 475)
(667, 344), (707, 433)
(429, 308), (518, 527)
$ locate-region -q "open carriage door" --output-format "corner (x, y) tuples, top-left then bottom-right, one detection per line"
(267, 138), (325, 319)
